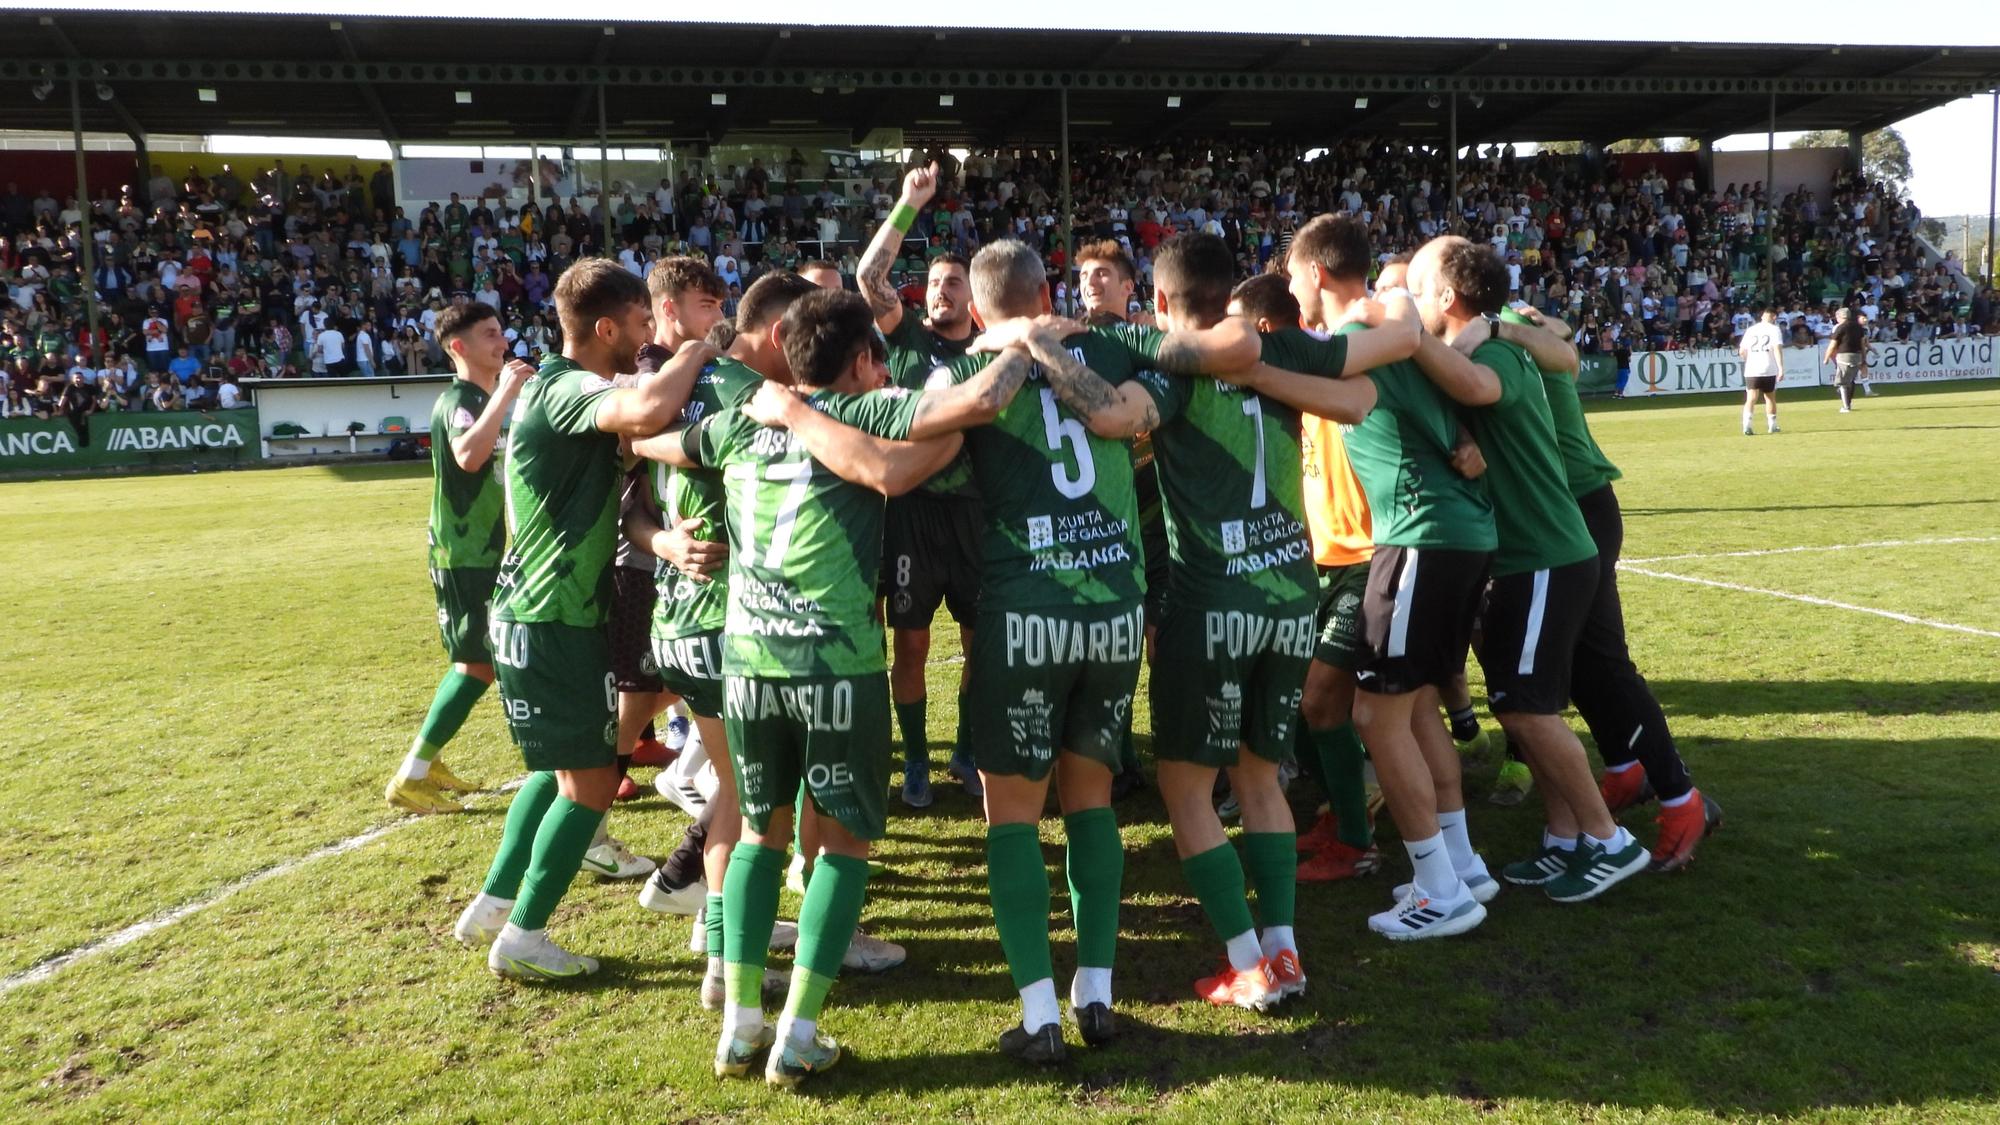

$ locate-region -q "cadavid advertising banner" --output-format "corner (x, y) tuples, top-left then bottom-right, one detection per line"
(0, 411), (261, 471)
(1628, 337), (1997, 397)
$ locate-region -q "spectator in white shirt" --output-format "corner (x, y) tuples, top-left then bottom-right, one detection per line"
(314, 325), (347, 376)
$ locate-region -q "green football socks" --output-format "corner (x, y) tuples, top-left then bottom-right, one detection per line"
(986, 823), (1054, 991)
(780, 852), (870, 1044)
(1242, 831), (1298, 930)
(400, 669), (488, 780)
(1314, 723), (1374, 848)
(1063, 807), (1123, 972)
(509, 796), (604, 931)
(723, 843), (785, 1016)
(479, 771), (558, 899)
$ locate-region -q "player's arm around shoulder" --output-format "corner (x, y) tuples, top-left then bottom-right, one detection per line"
(905, 345), (1034, 440)
(999, 320), (1159, 440)
(592, 340), (719, 437)
(743, 380), (962, 498)
(1412, 318), (1504, 407)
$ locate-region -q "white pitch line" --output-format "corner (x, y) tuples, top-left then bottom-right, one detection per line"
(1624, 536), (2000, 565)
(1617, 564), (2000, 640)
(0, 779), (525, 999)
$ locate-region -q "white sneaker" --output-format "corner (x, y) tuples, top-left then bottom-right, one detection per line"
(637, 870), (706, 915)
(1394, 854), (1501, 905)
(453, 894), (511, 949)
(1367, 880), (1487, 942)
(487, 925), (599, 980)
(582, 837), (656, 880)
(786, 853), (810, 894)
(844, 929), (905, 972)
(656, 771), (708, 817)
(1839, 406), (1852, 413)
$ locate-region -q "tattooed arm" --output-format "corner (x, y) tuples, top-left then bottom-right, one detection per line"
(904, 346), (1032, 439)
(858, 162), (938, 334)
(1024, 326), (1160, 439)
(1147, 314), (1261, 378)
(742, 381), (962, 497)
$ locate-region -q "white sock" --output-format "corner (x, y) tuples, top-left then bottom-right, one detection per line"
(1223, 928), (1262, 972)
(777, 1014), (816, 1050)
(399, 751), (431, 781)
(1435, 808), (1475, 871)
(1404, 832), (1458, 897)
(1069, 967), (1112, 1010)
(1659, 790), (1696, 808)
(1767, 409), (1778, 430)
(1586, 826), (1634, 853)
(724, 1000), (764, 1041)
(1019, 977), (1060, 1033)
(471, 892), (514, 916)
(1544, 830), (1578, 851)
(1259, 925), (1297, 960)
(706, 954), (723, 977)
(1741, 407), (1752, 429)
(1604, 760), (1640, 775)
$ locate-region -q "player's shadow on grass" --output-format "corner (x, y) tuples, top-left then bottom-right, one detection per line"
(1652, 678), (2000, 718)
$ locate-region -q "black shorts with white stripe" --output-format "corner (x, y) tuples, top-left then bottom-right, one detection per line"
(1477, 555), (1600, 715)
(1354, 545), (1491, 696)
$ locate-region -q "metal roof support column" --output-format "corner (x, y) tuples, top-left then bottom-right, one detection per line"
(70, 73), (100, 367)
(1766, 89), (1776, 306)
(1060, 85), (1073, 307)
(1987, 87), (1996, 285)
(598, 83), (613, 259)
(1449, 92), (1458, 216)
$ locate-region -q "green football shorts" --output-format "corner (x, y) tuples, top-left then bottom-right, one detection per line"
(647, 630), (725, 719)
(723, 672), (890, 842)
(432, 566), (497, 665)
(963, 602), (1145, 781)
(1313, 561), (1371, 671)
(488, 619), (617, 772)
(1150, 600), (1314, 767)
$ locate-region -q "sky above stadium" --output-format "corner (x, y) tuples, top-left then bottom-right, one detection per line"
(13, 0), (1999, 216)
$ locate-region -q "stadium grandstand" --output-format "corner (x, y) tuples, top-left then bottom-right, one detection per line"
(1, 13), (1996, 420)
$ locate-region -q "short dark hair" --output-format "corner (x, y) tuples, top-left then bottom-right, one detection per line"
(647, 256), (726, 305)
(736, 271), (818, 334)
(1289, 215), (1373, 284)
(781, 289), (879, 388)
(554, 258), (648, 338)
(1433, 238), (1509, 316)
(797, 259), (840, 275)
(1074, 240), (1134, 283)
(928, 250), (970, 275)
(1153, 233), (1237, 323)
(434, 301), (499, 345)
(1229, 273), (1300, 329)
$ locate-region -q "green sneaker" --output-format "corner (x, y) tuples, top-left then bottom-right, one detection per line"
(1546, 836), (1651, 903)
(1501, 845), (1571, 886)
(713, 1024), (775, 1079)
(1489, 759), (1534, 806)
(766, 1030), (842, 1090)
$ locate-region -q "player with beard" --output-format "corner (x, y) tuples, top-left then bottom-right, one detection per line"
(856, 162), (984, 806)
(452, 259), (718, 980)
(1075, 238), (1155, 800)
(1406, 237), (1650, 905)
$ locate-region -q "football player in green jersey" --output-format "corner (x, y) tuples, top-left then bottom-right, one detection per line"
(1043, 233), (1420, 1002)
(386, 302), (530, 815)
(1405, 237), (1651, 905)
(452, 259), (719, 981)
(643, 290), (971, 1089)
(948, 240), (1262, 1060)
(857, 162), (984, 806)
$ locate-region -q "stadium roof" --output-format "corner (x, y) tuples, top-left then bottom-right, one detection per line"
(2, 12), (1996, 148)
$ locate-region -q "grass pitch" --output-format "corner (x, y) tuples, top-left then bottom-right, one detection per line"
(2, 384), (1997, 1122)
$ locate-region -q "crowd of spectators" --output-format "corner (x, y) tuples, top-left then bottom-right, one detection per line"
(3, 137), (1996, 422)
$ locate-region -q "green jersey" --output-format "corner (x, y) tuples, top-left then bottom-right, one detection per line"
(1466, 338), (1595, 577)
(1499, 309), (1619, 498)
(886, 312), (977, 498)
(650, 356), (763, 640)
(685, 387), (926, 677)
(1142, 330), (1344, 610)
(936, 323), (1171, 612)
(492, 355), (621, 627)
(1330, 326), (1496, 552)
(427, 379), (506, 570)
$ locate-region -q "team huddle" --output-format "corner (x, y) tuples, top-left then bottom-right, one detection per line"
(381, 163), (1721, 1090)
